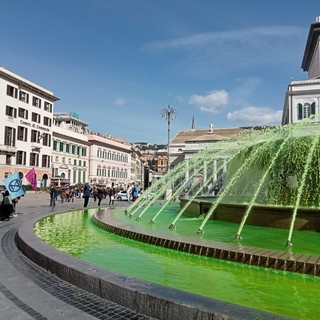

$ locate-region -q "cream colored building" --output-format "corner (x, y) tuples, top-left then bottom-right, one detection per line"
(51, 113), (89, 186)
(0, 67), (58, 187)
(282, 17), (320, 124)
(86, 132), (132, 189)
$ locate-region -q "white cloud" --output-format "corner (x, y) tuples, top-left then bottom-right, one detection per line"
(146, 26), (305, 51)
(144, 26), (306, 73)
(227, 106), (282, 125)
(189, 90), (229, 114)
(114, 98), (126, 106)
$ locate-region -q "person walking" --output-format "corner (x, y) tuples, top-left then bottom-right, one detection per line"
(108, 184), (116, 205)
(97, 187), (104, 207)
(83, 184), (91, 208)
(49, 185), (57, 208)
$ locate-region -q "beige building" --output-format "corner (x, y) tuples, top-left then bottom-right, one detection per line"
(0, 67), (58, 187)
(169, 125), (244, 167)
(86, 132), (132, 189)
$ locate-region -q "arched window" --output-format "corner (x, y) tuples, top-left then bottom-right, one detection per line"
(298, 102), (316, 120)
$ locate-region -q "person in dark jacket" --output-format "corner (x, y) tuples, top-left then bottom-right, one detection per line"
(97, 188), (104, 207)
(2, 190), (13, 221)
(83, 184), (91, 208)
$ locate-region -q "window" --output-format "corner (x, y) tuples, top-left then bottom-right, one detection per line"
(18, 107), (28, 119)
(43, 116), (51, 127)
(297, 102), (316, 120)
(82, 147), (87, 157)
(16, 151), (26, 165)
(32, 112), (41, 123)
(4, 127), (16, 146)
(83, 161), (86, 167)
(19, 90), (29, 103)
(74, 159), (77, 165)
(7, 85), (17, 98)
(5, 105), (17, 118)
(42, 155), (50, 168)
(53, 140), (58, 151)
(66, 144), (70, 153)
(30, 153), (39, 167)
(62, 157), (65, 163)
(72, 145), (76, 154)
(32, 96), (41, 108)
(44, 102), (52, 112)
(42, 133), (51, 147)
(17, 126), (28, 141)
(77, 146), (81, 155)
(59, 142), (64, 152)
(31, 129), (39, 142)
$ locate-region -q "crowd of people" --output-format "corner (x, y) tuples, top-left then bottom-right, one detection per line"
(49, 182), (141, 208)
(0, 181), (142, 221)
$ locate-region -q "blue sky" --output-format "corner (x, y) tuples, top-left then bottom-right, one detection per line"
(1, 1), (318, 144)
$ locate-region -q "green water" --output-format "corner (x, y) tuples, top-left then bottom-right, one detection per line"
(34, 206), (320, 319)
(121, 203), (320, 256)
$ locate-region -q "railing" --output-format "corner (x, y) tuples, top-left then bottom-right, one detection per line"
(0, 144), (16, 153)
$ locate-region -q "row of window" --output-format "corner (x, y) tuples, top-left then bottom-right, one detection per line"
(7, 85), (53, 112)
(53, 156), (86, 167)
(51, 168), (86, 184)
(96, 167), (128, 179)
(5, 126), (51, 147)
(5, 105), (52, 127)
(96, 149), (129, 163)
(53, 140), (87, 157)
(16, 151), (50, 167)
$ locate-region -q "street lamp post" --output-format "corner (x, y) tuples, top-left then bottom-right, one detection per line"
(161, 105), (177, 173)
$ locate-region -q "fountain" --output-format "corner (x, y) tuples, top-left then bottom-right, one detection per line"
(17, 121), (320, 320)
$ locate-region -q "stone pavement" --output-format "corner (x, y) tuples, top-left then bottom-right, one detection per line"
(0, 191), (154, 320)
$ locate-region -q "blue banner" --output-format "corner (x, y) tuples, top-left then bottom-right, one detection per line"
(2, 172), (25, 199)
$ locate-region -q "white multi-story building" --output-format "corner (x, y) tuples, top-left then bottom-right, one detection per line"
(282, 17), (320, 124)
(86, 132), (132, 189)
(51, 113), (89, 186)
(0, 67), (58, 187)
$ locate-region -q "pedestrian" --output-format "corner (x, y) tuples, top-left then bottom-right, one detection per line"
(109, 184), (116, 205)
(50, 185), (57, 207)
(97, 187), (104, 207)
(2, 190), (14, 221)
(92, 187), (98, 202)
(126, 184), (132, 202)
(83, 184), (91, 207)
(131, 184), (139, 202)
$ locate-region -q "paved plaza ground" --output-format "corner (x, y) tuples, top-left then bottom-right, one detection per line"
(0, 191), (154, 320)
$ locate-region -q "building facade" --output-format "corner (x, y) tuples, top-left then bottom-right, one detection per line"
(51, 113), (89, 186)
(86, 132), (132, 189)
(0, 67), (58, 187)
(282, 17), (320, 125)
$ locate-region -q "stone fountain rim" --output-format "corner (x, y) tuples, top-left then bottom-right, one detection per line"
(16, 208), (292, 320)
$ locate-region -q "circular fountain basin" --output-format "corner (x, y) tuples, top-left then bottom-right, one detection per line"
(17, 206), (320, 320)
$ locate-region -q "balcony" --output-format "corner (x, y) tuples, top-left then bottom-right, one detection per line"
(0, 144), (16, 155)
(31, 142), (42, 152)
